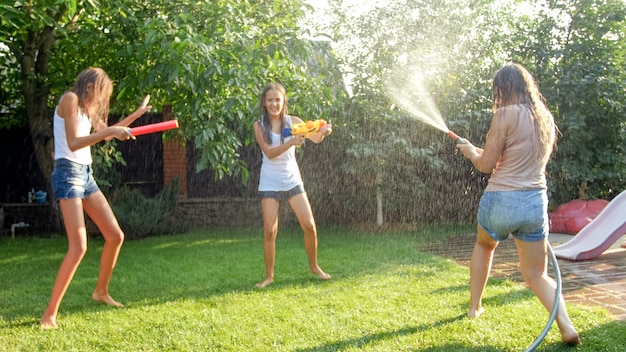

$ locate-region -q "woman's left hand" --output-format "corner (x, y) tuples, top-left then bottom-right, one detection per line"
(138, 94), (153, 114)
(320, 124), (332, 137)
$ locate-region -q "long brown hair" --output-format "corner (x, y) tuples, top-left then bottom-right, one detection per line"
(259, 83), (288, 145)
(71, 67), (113, 131)
(492, 63), (556, 164)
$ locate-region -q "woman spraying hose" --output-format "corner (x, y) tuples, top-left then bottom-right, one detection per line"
(455, 63), (580, 346)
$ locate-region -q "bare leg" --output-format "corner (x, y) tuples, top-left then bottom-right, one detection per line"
(516, 238), (580, 346)
(468, 225), (498, 318)
(83, 191), (124, 307)
(41, 198), (89, 329)
(256, 198), (279, 288)
(288, 193), (330, 280)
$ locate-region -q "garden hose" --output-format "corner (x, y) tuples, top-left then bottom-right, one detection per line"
(525, 243), (561, 352)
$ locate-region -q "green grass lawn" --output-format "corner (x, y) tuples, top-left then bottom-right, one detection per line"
(0, 224), (623, 351)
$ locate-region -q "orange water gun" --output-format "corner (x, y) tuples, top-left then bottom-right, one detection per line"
(282, 119), (328, 138)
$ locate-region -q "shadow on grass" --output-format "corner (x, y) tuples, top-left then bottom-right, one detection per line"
(291, 314), (490, 352)
(293, 317), (626, 352)
(574, 319), (626, 352)
(414, 345), (503, 352)
(431, 280), (533, 309)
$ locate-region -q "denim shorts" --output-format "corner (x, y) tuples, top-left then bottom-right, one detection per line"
(258, 184), (305, 200)
(477, 189), (549, 242)
(51, 158), (100, 201)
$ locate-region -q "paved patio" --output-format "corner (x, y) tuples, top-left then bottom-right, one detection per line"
(422, 232), (626, 320)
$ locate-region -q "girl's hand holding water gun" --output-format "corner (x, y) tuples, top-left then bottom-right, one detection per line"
(319, 123), (332, 137)
(290, 135), (305, 147)
(283, 119), (332, 144)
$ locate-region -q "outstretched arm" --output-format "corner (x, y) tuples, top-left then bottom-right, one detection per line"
(112, 95), (153, 128)
(307, 123), (332, 144)
(290, 116), (332, 144)
(457, 110), (509, 173)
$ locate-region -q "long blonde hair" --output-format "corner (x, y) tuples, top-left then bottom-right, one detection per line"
(259, 83), (288, 145)
(492, 63), (556, 164)
(71, 67), (113, 131)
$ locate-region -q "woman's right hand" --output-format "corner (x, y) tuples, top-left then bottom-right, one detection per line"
(110, 126), (136, 141)
(456, 141), (480, 160)
(291, 136), (305, 147)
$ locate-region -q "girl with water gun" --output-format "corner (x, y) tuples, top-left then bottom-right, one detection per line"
(252, 82), (332, 288)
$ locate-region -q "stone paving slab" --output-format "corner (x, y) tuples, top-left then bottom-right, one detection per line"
(422, 233), (626, 320)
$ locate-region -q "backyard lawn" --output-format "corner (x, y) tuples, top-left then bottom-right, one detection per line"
(1, 224), (623, 351)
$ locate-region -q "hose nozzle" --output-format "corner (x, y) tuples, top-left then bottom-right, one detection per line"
(447, 131), (467, 144)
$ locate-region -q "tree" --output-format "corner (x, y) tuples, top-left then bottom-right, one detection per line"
(511, 0), (626, 203)
(341, 113), (447, 226)
(322, 0), (626, 225)
(1, 0), (81, 191)
(0, 0), (344, 192)
(319, 0), (515, 225)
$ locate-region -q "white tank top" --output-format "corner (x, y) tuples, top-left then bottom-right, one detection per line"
(53, 106), (93, 165)
(258, 116), (303, 192)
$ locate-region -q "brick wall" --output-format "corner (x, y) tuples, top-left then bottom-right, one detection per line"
(170, 198), (299, 230)
(162, 105), (188, 199)
(0, 197), (303, 237)
(171, 198), (259, 228)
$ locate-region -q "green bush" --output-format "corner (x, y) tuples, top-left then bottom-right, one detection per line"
(109, 181), (179, 239)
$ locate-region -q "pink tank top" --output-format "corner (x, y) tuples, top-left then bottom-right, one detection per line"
(486, 104), (549, 191)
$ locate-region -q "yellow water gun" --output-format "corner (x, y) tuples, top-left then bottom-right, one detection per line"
(281, 119), (328, 138)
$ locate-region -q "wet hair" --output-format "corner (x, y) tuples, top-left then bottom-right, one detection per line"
(492, 63), (556, 163)
(71, 67), (113, 131)
(259, 83), (288, 145)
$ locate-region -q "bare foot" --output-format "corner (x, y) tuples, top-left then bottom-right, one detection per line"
(92, 292), (124, 307)
(467, 306), (485, 318)
(255, 277), (274, 288)
(560, 326), (581, 346)
(310, 267), (331, 280)
(562, 332), (581, 346)
(40, 315), (58, 330)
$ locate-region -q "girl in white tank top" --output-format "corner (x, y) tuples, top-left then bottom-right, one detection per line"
(41, 68), (153, 329)
(252, 82), (333, 289)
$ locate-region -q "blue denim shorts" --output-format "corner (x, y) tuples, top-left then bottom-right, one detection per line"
(51, 158), (100, 201)
(477, 189), (549, 242)
(258, 184), (305, 200)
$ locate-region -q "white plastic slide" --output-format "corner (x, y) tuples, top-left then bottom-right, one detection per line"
(552, 190), (626, 261)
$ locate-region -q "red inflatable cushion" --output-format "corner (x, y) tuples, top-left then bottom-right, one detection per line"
(549, 199), (609, 234)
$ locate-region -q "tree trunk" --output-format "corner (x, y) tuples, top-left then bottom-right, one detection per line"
(578, 180), (588, 200)
(14, 25), (60, 229)
(375, 172), (383, 226)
